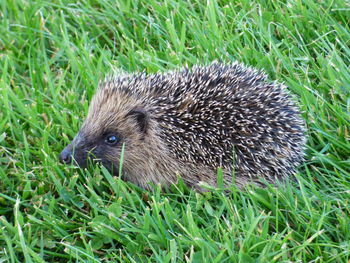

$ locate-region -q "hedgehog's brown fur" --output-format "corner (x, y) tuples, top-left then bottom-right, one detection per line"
(60, 62), (306, 190)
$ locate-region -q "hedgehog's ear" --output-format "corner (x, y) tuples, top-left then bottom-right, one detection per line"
(127, 108), (149, 133)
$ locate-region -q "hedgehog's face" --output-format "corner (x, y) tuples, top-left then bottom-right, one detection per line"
(59, 88), (150, 175)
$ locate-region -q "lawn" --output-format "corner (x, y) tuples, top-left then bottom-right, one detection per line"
(0, 0), (350, 262)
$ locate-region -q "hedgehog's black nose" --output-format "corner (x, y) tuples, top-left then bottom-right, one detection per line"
(59, 148), (72, 164)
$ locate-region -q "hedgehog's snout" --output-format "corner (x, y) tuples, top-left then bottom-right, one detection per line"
(59, 133), (99, 168)
(59, 145), (73, 164)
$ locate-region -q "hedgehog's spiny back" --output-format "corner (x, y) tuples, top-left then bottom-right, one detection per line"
(146, 63), (306, 180)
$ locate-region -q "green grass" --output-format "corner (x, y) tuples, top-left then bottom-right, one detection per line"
(1, 0), (350, 262)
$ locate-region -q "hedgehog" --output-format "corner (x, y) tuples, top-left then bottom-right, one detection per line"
(59, 62), (306, 190)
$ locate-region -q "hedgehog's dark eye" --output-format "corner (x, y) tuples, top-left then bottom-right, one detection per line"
(105, 135), (119, 145)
